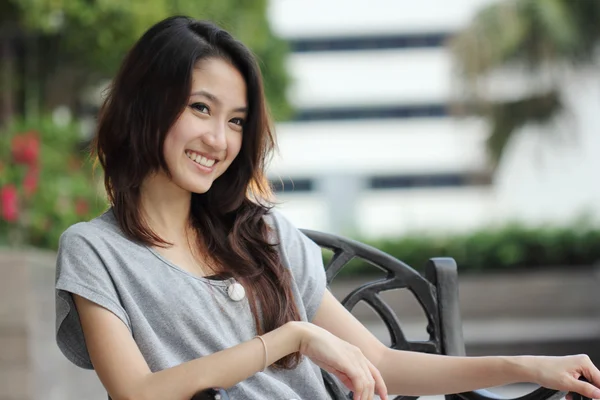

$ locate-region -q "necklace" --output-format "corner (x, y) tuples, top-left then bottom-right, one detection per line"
(227, 281), (246, 302)
(185, 231), (246, 302)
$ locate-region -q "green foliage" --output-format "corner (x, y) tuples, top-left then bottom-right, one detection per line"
(452, 0), (600, 77)
(1, 1), (292, 248)
(449, 0), (600, 168)
(485, 90), (563, 166)
(329, 222), (600, 277)
(5, 0), (292, 120)
(0, 116), (108, 249)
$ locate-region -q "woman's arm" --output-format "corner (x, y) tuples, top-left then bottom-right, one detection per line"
(312, 289), (600, 398)
(75, 293), (389, 400)
(74, 295), (300, 400)
(375, 349), (599, 397)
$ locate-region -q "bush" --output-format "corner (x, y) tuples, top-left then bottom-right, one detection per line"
(330, 223), (600, 276)
(0, 116), (108, 249)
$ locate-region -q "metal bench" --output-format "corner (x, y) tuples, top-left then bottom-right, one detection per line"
(192, 229), (590, 400)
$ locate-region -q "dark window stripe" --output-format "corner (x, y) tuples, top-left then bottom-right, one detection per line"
(271, 178), (314, 193)
(292, 104), (447, 121)
(369, 173), (491, 190)
(288, 33), (449, 53)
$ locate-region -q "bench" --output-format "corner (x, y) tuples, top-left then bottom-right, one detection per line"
(192, 229), (590, 400)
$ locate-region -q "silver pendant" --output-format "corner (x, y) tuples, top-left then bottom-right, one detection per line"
(227, 282), (246, 301)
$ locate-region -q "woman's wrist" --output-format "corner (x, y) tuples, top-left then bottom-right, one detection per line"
(283, 320), (311, 354)
(501, 355), (538, 384)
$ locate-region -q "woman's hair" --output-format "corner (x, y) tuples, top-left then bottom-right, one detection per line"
(93, 16), (302, 368)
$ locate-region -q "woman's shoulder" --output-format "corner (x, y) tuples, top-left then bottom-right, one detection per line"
(262, 207), (321, 257)
(263, 207), (296, 234)
(262, 207), (305, 246)
(59, 208), (128, 251)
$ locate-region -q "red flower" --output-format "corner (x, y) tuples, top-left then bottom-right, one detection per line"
(1, 185), (19, 222)
(23, 166), (39, 197)
(75, 198), (89, 217)
(11, 131), (40, 166)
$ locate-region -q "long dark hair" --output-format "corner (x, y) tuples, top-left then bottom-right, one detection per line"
(93, 16), (302, 368)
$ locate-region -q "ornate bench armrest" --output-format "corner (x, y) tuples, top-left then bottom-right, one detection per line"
(191, 388), (230, 400)
(188, 381), (592, 400)
(458, 387), (563, 400)
(457, 377), (591, 400)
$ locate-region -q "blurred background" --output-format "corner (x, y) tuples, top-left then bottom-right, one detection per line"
(1, 0), (599, 399)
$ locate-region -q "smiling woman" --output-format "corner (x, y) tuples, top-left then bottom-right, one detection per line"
(54, 15), (600, 400)
(160, 58), (246, 195)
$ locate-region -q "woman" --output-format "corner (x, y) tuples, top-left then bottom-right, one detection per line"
(55, 15), (600, 400)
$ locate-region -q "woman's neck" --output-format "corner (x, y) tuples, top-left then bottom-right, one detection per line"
(139, 172), (192, 241)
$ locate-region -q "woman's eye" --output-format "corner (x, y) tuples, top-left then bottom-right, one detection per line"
(230, 118), (244, 126)
(191, 103), (209, 114)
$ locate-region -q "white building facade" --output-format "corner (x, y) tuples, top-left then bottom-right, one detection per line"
(266, 0), (600, 238)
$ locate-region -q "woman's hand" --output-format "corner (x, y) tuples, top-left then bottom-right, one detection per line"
(295, 322), (388, 400)
(523, 354), (600, 399)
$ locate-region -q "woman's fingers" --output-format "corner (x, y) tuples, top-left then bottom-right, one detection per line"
(561, 355), (600, 398)
(299, 324), (386, 400)
(328, 358), (386, 400)
(358, 353), (374, 400)
(350, 346), (379, 400)
(569, 377), (600, 399)
(358, 373), (374, 400)
(322, 363), (370, 400)
(581, 359), (600, 396)
(348, 367), (371, 400)
(368, 359), (389, 400)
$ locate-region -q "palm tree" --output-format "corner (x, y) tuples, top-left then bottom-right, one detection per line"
(449, 0), (600, 169)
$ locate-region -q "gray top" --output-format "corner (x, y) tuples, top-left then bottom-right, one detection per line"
(55, 208), (331, 399)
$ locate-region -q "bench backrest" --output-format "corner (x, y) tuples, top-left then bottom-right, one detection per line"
(301, 229), (465, 400)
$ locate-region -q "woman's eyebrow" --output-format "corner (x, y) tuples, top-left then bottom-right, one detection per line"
(191, 89), (247, 113)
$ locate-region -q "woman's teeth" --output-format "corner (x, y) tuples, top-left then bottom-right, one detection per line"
(186, 151), (216, 168)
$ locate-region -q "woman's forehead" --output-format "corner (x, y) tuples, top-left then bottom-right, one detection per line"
(190, 58), (247, 109)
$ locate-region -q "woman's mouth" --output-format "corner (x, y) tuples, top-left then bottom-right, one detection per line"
(185, 150), (218, 168)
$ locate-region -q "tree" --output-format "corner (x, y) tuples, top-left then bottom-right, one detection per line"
(0, 0), (292, 123)
(449, 0), (600, 168)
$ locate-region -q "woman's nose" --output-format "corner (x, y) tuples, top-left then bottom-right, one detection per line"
(203, 122), (227, 151)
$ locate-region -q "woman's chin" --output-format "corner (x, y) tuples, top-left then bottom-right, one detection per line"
(188, 183), (212, 195)
(170, 176), (214, 196)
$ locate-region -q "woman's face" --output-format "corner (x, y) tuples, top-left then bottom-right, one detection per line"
(162, 57), (247, 195)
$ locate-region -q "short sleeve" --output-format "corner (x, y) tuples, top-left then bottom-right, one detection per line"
(55, 223), (131, 369)
(266, 210), (327, 321)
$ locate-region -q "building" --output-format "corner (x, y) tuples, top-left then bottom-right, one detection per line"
(266, 0), (600, 238)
